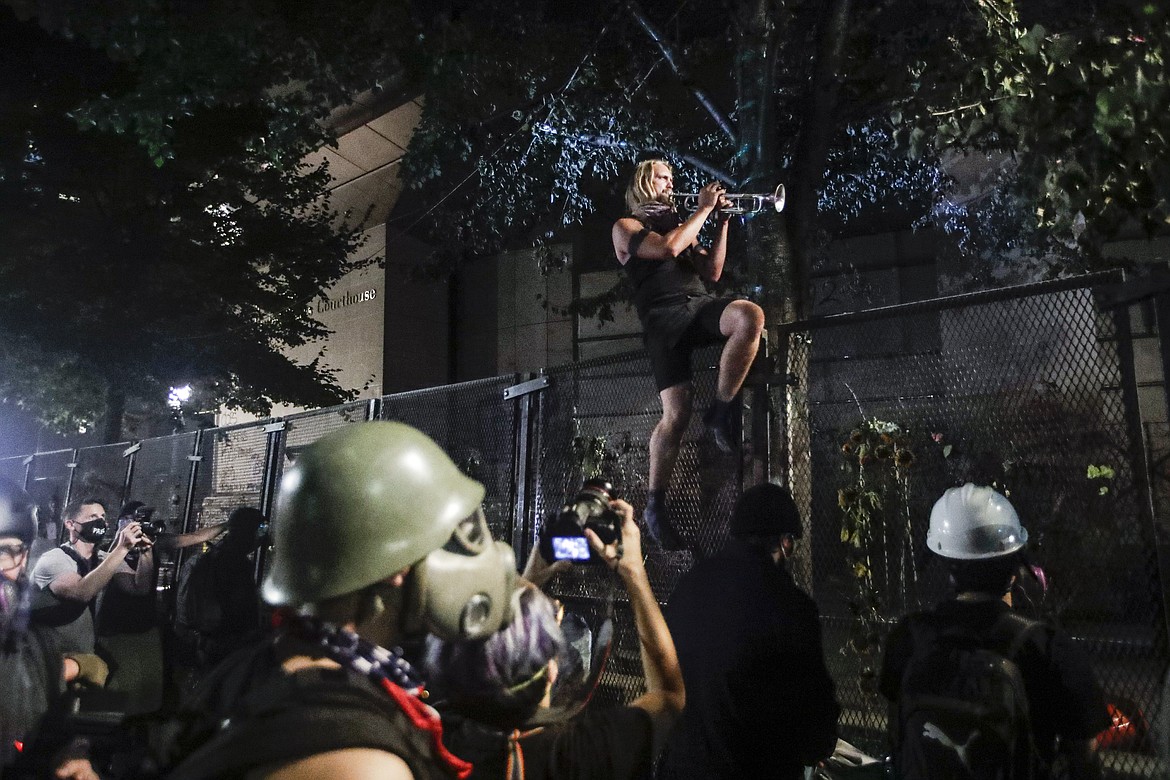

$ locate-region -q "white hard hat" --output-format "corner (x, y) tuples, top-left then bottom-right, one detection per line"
(927, 483), (1028, 560)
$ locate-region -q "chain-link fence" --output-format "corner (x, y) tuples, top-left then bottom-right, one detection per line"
(773, 273), (1165, 777)
(8, 273), (1168, 777)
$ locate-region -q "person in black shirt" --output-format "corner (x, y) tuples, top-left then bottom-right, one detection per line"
(661, 483), (839, 779)
(879, 484), (1108, 779)
(427, 499), (685, 779)
(167, 422), (519, 780)
(1, 478), (102, 780)
(611, 159), (765, 549)
(96, 501), (229, 714)
(174, 506), (265, 670)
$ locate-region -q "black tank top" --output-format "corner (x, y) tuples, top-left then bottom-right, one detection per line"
(623, 206), (707, 320)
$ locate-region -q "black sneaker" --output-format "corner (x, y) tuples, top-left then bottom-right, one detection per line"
(643, 498), (684, 551)
(703, 403), (738, 454)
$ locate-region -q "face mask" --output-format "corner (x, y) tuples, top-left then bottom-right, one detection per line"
(78, 520), (109, 544)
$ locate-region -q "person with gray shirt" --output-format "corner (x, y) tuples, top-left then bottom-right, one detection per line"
(30, 497), (150, 654)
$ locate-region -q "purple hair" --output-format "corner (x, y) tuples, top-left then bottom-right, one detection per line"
(425, 586), (567, 728)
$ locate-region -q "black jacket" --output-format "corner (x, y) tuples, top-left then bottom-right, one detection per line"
(661, 539), (840, 779)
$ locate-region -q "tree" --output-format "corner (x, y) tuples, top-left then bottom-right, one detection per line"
(0, 4), (398, 440)
(398, 0), (1168, 292)
(894, 0), (1170, 253)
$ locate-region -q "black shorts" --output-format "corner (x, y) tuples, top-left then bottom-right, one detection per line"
(644, 297), (733, 391)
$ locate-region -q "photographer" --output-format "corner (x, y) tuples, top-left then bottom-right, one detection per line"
(31, 498), (149, 656)
(96, 501), (228, 714)
(427, 498), (686, 779)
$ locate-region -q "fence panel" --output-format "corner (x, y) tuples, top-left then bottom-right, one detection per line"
(535, 344), (744, 707)
(380, 377), (520, 544)
(25, 449), (75, 542)
(189, 423), (270, 531)
(70, 443), (131, 516)
(277, 402), (373, 482)
(778, 279), (1164, 773)
(0, 455), (27, 489)
(129, 433), (200, 536)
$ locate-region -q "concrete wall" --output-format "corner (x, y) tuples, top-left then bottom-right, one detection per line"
(382, 231), (450, 393)
(492, 245), (574, 374)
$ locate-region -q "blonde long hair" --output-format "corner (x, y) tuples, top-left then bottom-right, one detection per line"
(624, 159), (672, 213)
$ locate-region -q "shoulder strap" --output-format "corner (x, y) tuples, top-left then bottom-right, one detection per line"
(987, 610), (1045, 661)
(57, 544), (92, 576)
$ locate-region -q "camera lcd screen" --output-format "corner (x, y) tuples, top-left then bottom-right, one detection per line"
(551, 536), (591, 561)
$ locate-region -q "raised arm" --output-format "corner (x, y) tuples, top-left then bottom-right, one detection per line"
(156, 520), (229, 551)
(694, 215), (730, 282)
(612, 181), (728, 265)
(585, 500), (685, 752)
(48, 522), (147, 603)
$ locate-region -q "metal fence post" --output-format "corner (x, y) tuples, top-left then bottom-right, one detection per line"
(180, 431), (204, 536)
(255, 421), (287, 581)
(121, 441), (142, 508)
(748, 333), (771, 487)
(60, 449), (80, 544)
(1151, 291), (1170, 647)
(63, 449), (79, 509)
(1107, 295), (1170, 698)
(504, 373), (550, 565)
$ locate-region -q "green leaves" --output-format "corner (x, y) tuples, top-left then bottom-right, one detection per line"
(0, 7), (368, 434)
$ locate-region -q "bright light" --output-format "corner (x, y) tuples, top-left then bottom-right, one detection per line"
(168, 385), (193, 409)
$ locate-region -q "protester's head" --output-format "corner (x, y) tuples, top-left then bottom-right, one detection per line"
(625, 158), (672, 212)
(261, 421), (516, 643)
(425, 585), (567, 729)
(731, 482), (802, 561)
(928, 483), (1028, 595)
(0, 479), (36, 582)
(226, 506), (265, 548)
(62, 497), (108, 546)
(117, 500), (145, 521)
(1, 479), (37, 649)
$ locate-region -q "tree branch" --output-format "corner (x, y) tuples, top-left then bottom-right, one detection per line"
(625, 0), (738, 144)
(530, 123), (734, 184)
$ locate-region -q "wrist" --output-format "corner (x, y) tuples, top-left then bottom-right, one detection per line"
(617, 559), (648, 582)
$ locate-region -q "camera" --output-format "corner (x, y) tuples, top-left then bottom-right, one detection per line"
(133, 506), (166, 539)
(540, 478), (622, 564)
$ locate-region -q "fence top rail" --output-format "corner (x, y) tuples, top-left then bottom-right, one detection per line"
(281, 400), (370, 424)
(10, 448), (74, 459)
(777, 270), (1125, 333)
(381, 374), (521, 405)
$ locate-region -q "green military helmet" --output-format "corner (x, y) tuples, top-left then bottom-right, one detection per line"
(262, 421), (486, 607)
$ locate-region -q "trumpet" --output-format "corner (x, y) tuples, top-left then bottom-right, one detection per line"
(673, 183), (786, 215)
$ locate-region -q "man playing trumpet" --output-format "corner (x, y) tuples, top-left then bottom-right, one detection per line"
(612, 158), (765, 550)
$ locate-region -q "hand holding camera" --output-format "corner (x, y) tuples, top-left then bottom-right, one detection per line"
(584, 498), (643, 576)
(114, 521), (152, 553)
(540, 478), (623, 566)
(132, 506), (166, 542)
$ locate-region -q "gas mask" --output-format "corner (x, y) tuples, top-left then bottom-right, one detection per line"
(77, 519), (109, 545)
(403, 508), (517, 641)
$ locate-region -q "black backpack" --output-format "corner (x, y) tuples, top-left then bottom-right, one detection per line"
(894, 610), (1043, 780)
(175, 547), (218, 635)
